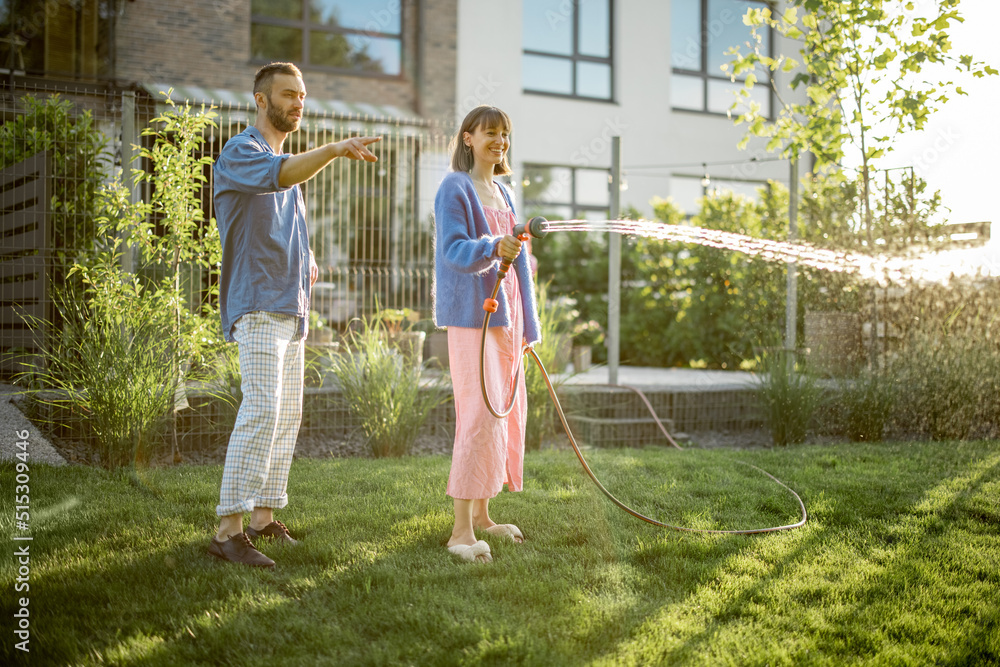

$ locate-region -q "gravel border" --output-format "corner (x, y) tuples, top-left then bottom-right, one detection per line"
(0, 385), (67, 466)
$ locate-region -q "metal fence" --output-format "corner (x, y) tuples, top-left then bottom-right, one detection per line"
(0, 80), (454, 376)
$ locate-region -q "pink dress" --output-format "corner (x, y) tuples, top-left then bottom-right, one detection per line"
(445, 205), (527, 500)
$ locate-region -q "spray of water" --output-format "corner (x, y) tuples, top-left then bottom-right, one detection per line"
(544, 219), (999, 286)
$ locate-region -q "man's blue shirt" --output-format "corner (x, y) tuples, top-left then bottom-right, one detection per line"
(213, 126), (311, 342)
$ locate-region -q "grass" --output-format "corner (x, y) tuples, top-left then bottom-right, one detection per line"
(1, 441), (998, 665)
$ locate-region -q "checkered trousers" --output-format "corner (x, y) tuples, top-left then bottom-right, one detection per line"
(216, 311), (304, 517)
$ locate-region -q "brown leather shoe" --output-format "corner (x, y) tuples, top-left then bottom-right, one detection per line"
(246, 520), (298, 545)
(209, 532), (276, 569)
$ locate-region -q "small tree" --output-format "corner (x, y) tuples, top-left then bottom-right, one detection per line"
(103, 94), (222, 369)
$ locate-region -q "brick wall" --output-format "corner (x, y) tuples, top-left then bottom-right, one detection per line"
(114, 0), (456, 123)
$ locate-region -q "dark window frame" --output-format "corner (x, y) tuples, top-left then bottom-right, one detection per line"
(522, 162), (611, 220)
(250, 2), (405, 80)
(522, 0), (616, 103)
(671, 0), (773, 117)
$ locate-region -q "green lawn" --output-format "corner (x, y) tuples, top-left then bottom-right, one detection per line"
(1, 441), (998, 666)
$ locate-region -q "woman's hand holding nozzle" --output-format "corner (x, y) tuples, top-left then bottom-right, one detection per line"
(497, 235), (522, 262)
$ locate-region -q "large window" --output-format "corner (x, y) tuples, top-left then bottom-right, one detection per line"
(523, 164), (610, 220)
(522, 0), (613, 101)
(671, 0), (771, 115)
(251, 0), (402, 76)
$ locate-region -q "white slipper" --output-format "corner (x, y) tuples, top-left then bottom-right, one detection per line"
(447, 540), (492, 563)
(485, 524), (524, 543)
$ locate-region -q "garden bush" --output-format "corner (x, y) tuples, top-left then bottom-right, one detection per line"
(835, 367), (895, 442)
(328, 315), (447, 457)
(0, 94), (108, 270)
(754, 347), (823, 446)
(530, 171), (942, 371)
(888, 331), (1000, 441)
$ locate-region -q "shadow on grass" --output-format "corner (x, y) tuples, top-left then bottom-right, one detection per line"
(582, 444), (1000, 665)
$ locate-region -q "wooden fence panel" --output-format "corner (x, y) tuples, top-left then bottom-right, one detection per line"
(0, 151), (49, 373)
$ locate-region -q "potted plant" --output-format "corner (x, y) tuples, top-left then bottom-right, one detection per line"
(412, 318), (449, 370)
(378, 308), (424, 367)
(425, 329), (450, 369)
(570, 319), (604, 372)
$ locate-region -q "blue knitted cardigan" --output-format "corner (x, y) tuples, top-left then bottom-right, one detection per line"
(433, 171), (542, 345)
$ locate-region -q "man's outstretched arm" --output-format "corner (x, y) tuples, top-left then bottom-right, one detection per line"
(278, 136), (381, 188)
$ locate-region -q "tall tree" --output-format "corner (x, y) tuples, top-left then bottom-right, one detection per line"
(726, 0), (996, 243)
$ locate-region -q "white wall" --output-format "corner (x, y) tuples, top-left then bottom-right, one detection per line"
(455, 0), (807, 219)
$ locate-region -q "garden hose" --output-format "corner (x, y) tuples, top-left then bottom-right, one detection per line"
(479, 217), (808, 535)
(479, 216), (549, 419)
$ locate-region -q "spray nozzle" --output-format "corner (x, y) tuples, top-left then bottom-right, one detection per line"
(512, 216), (548, 241)
(489, 217), (547, 300)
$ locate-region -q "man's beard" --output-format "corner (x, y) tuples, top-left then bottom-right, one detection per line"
(267, 98), (299, 133)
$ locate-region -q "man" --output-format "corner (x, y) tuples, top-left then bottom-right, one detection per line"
(210, 62), (380, 568)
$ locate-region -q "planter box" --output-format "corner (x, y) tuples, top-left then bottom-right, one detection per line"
(425, 330), (449, 369)
(385, 330), (426, 368)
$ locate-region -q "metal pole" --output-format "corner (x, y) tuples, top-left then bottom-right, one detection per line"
(608, 136), (621, 385)
(121, 90), (139, 273)
(785, 151), (799, 368)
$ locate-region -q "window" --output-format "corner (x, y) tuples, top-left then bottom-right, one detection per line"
(671, 0), (771, 115)
(0, 0), (113, 78)
(523, 164), (610, 220)
(522, 0), (613, 101)
(251, 0), (402, 76)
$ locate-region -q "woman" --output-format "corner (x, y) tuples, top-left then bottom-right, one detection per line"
(433, 105), (542, 563)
